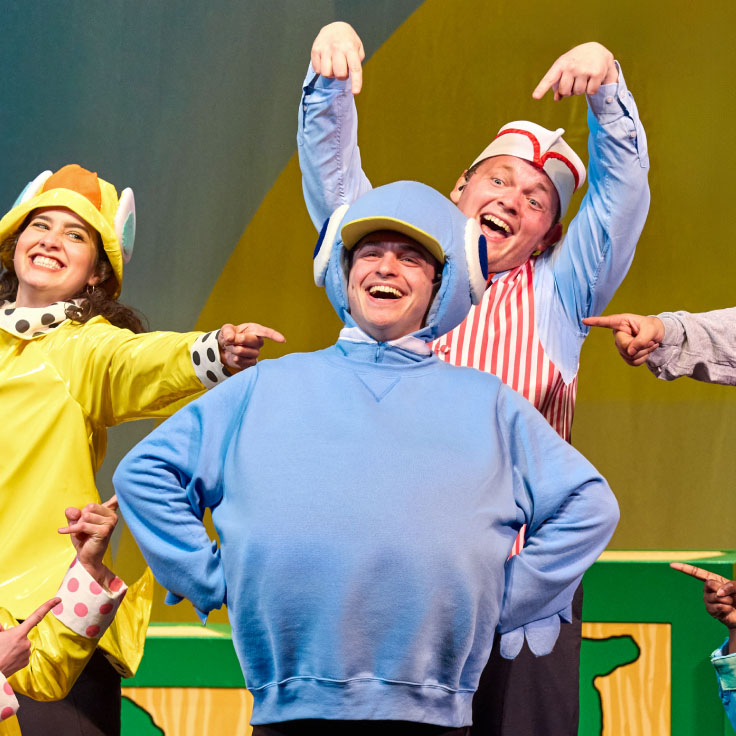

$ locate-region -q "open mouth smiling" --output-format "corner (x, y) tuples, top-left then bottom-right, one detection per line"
(480, 214), (512, 238)
(31, 255), (64, 271)
(368, 285), (403, 299)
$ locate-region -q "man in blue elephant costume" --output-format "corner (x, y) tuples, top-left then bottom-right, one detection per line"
(114, 182), (619, 735)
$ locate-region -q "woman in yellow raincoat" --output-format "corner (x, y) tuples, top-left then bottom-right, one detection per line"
(0, 164), (284, 734)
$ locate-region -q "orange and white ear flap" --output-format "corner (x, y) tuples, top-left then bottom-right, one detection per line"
(464, 219), (488, 305)
(313, 204), (349, 287)
(12, 170), (53, 208)
(114, 188), (136, 264)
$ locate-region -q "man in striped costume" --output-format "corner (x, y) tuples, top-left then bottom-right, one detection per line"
(298, 24), (649, 735)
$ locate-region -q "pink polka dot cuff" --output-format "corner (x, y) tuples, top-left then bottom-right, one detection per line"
(53, 558), (128, 639)
(0, 673), (18, 722)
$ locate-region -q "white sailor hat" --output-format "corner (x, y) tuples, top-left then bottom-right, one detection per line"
(470, 121), (586, 218)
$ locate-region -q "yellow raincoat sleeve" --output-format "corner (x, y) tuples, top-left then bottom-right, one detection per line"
(0, 566), (149, 735)
(97, 568), (154, 678)
(0, 608), (98, 736)
(64, 318), (209, 425)
(2, 609), (98, 702)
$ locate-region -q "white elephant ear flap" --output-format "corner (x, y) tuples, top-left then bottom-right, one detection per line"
(313, 203), (349, 287)
(114, 188), (136, 264)
(464, 219), (489, 305)
(13, 170), (53, 208)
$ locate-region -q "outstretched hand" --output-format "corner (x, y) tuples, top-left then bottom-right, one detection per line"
(0, 597), (60, 677)
(311, 21), (365, 94)
(583, 313), (665, 366)
(218, 323), (286, 372)
(58, 497), (118, 585)
(671, 562), (736, 641)
(533, 42), (618, 101)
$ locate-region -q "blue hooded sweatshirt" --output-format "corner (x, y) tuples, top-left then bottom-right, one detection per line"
(114, 182), (618, 727)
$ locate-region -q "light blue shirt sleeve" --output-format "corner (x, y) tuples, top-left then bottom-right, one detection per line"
(113, 369), (260, 621)
(493, 385), (619, 657)
(712, 639), (736, 731)
(534, 64), (650, 382)
(298, 63), (372, 230)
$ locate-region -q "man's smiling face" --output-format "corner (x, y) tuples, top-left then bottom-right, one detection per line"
(450, 155), (562, 273)
(347, 231), (439, 342)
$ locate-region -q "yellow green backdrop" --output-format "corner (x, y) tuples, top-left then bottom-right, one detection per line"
(196, 0), (736, 561)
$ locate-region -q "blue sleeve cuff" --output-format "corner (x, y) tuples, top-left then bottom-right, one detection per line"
(712, 638), (736, 690)
(587, 61), (629, 122)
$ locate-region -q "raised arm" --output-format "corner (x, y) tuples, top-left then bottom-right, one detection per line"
(495, 384), (619, 657)
(535, 43), (650, 335)
(298, 22), (373, 230)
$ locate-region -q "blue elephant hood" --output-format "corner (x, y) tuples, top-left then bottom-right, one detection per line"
(313, 181), (488, 342)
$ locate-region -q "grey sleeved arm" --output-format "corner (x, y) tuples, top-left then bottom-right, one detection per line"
(646, 308), (736, 384)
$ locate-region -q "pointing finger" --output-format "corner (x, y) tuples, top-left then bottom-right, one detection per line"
(346, 46), (364, 94)
(236, 324), (286, 344)
(583, 315), (628, 331)
(16, 597), (61, 635)
(670, 562), (729, 584)
(532, 62), (562, 100)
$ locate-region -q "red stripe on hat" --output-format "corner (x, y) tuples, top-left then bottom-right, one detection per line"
(541, 151), (580, 191)
(495, 128), (542, 165)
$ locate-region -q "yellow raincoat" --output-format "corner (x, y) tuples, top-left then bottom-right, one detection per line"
(0, 315), (206, 678)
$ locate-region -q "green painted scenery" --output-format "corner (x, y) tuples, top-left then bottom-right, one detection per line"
(579, 635), (640, 734)
(121, 696), (165, 735)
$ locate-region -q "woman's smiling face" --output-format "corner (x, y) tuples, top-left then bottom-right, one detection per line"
(13, 207), (101, 308)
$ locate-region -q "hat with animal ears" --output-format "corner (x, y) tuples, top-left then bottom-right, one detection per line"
(0, 164), (135, 297)
(312, 180), (489, 342)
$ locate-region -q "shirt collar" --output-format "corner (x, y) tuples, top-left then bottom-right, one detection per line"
(338, 325), (432, 356)
(0, 300), (73, 339)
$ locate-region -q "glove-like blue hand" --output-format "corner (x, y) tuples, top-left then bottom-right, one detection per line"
(499, 610), (569, 659)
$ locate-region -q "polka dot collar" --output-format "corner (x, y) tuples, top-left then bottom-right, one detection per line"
(0, 300), (71, 339)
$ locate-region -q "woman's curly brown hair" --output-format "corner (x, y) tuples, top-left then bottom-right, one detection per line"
(0, 226), (147, 334)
